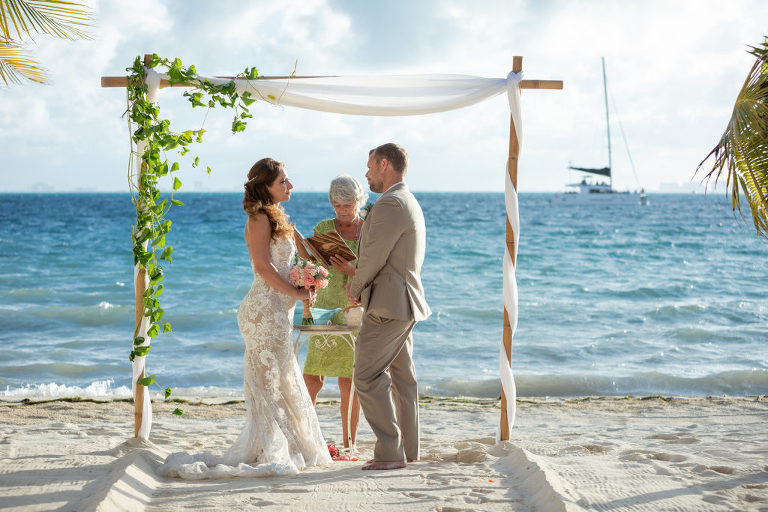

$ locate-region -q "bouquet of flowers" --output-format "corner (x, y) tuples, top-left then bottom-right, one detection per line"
(289, 258), (329, 324)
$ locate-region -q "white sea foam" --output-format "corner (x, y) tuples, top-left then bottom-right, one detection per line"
(2, 380), (131, 399)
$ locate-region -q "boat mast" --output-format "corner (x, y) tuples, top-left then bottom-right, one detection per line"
(602, 56), (612, 188)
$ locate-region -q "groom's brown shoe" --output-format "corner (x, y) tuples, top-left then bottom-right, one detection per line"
(362, 460), (406, 470)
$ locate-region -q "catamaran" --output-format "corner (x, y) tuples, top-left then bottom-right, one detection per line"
(552, 57), (647, 205)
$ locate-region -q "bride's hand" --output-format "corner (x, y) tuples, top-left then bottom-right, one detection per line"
(296, 287), (316, 305)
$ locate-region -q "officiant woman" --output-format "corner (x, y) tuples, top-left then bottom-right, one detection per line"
(303, 174), (367, 449)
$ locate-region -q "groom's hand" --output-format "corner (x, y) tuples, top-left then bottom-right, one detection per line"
(345, 283), (361, 306)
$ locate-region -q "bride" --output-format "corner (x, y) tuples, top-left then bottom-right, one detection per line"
(158, 158), (333, 479)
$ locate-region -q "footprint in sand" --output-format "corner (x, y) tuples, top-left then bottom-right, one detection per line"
(403, 491), (432, 499)
(648, 433), (700, 444)
(581, 444), (610, 454)
(649, 452), (687, 463)
(620, 449), (687, 464)
(692, 464), (736, 476)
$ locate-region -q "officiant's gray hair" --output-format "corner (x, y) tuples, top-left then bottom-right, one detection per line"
(329, 174), (368, 210)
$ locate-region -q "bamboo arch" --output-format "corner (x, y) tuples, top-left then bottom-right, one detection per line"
(101, 54), (562, 441)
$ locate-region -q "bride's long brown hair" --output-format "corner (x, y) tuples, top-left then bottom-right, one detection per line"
(243, 158), (293, 240)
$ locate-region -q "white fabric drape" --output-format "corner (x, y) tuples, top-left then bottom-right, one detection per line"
(134, 69), (522, 440)
(227, 74), (508, 116)
(498, 71), (522, 440)
(132, 68), (161, 441)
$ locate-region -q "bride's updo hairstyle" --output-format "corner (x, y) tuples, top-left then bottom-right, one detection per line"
(243, 158), (293, 240)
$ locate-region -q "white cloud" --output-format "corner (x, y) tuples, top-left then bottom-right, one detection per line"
(1, 0), (767, 192)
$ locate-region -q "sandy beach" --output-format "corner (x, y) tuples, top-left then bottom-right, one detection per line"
(0, 396), (766, 511)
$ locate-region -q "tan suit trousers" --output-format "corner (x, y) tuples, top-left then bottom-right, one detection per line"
(353, 313), (419, 462)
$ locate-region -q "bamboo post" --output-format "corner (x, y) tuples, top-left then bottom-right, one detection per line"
(499, 56), (523, 441)
(133, 54), (153, 437)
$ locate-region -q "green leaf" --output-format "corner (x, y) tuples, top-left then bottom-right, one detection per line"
(133, 336), (146, 346)
(151, 284), (164, 297)
(193, 156), (199, 168)
(160, 247), (174, 261)
(171, 199), (184, 206)
(147, 324), (160, 338)
(164, 387), (172, 399)
(206, 166), (212, 175)
(171, 162), (180, 172)
(133, 345), (151, 357)
(173, 177), (182, 191)
(232, 119), (246, 132)
(150, 308), (164, 323)
(173, 408), (184, 416)
(163, 322), (172, 333)
(138, 374), (155, 386)
(150, 266), (164, 283)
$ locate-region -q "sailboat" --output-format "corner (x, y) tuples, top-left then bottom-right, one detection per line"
(552, 57), (647, 205)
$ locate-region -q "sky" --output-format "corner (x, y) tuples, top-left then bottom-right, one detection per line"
(0, 0), (766, 193)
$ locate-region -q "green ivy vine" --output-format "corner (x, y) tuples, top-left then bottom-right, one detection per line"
(126, 54), (263, 414)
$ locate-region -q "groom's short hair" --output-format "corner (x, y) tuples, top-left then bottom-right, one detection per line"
(373, 143), (408, 175)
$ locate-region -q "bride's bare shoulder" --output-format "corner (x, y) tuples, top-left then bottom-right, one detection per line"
(245, 214), (271, 242)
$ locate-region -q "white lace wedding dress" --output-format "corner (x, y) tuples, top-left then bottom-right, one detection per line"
(158, 236), (332, 479)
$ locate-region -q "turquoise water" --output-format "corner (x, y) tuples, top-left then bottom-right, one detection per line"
(1, 192), (766, 398)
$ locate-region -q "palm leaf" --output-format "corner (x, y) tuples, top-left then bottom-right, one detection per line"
(697, 39), (768, 238)
(0, 0), (92, 41)
(0, 37), (45, 84)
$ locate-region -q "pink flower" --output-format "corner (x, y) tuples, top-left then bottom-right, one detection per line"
(314, 277), (328, 289)
(317, 266), (329, 277)
(303, 273), (316, 288)
(289, 267), (302, 287)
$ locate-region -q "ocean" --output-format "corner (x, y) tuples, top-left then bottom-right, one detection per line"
(1, 192), (766, 400)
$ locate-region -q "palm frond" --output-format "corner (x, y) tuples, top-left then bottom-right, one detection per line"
(0, 0), (92, 41)
(0, 37), (45, 84)
(697, 38), (768, 238)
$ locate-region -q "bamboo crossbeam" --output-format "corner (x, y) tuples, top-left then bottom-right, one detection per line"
(100, 75), (562, 90)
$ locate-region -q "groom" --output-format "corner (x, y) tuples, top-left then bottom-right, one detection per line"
(347, 143), (431, 471)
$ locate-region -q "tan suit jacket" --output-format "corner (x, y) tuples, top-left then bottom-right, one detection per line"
(349, 182), (431, 322)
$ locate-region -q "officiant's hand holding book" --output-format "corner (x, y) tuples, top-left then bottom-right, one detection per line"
(329, 254), (356, 277)
(294, 228), (357, 269)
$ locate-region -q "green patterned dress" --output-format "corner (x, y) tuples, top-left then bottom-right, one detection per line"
(302, 219), (359, 379)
